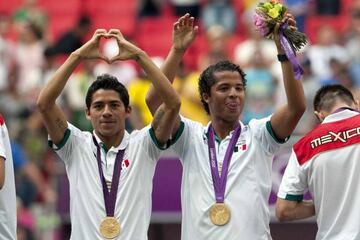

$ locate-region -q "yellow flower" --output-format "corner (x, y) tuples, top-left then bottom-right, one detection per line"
(268, 8), (280, 18)
(263, 2), (273, 10)
(274, 3), (283, 11)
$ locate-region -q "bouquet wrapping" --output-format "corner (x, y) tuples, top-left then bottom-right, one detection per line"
(253, 0), (307, 80)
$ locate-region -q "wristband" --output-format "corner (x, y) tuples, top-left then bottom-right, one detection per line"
(277, 54), (288, 62)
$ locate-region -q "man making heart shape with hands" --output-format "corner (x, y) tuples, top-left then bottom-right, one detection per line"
(37, 28), (181, 239)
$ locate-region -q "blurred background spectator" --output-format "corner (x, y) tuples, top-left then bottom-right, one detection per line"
(13, 0), (48, 35)
(202, 0), (236, 33)
(170, 0), (201, 18)
(48, 15), (91, 55)
(198, 25), (230, 70)
(345, 0), (360, 87)
(315, 0), (340, 15)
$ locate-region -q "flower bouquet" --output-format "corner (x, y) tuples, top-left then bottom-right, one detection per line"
(253, 0), (307, 80)
(253, 0), (307, 52)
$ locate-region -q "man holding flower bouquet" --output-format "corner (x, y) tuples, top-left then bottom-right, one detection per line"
(147, 11), (306, 239)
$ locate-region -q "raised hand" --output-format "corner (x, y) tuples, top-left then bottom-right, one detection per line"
(274, 13), (297, 50)
(74, 29), (110, 62)
(172, 13), (199, 52)
(108, 29), (144, 63)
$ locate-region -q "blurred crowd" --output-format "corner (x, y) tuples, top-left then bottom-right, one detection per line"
(1, 0), (360, 239)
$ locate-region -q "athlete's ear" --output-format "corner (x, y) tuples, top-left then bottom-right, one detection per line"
(85, 108), (91, 120)
(125, 105), (132, 116)
(203, 93), (210, 103)
(314, 111), (324, 122)
(354, 99), (360, 111)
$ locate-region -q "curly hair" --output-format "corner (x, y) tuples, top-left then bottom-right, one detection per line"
(198, 60), (246, 114)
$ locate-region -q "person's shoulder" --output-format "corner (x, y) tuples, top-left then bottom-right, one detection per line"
(67, 123), (92, 142)
(247, 116), (271, 129)
(181, 116), (206, 130)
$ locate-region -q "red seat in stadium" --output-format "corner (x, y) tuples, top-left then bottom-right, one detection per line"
(305, 15), (351, 43)
(84, 0), (137, 38)
(0, 0), (22, 14)
(135, 17), (176, 57)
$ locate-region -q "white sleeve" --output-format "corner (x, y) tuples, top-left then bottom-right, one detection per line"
(249, 116), (287, 155)
(277, 149), (308, 201)
(165, 117), (203, 162)
(131, 125), (165, 161)
(0, 127), (6, 159)
(48, 123), (86, 165)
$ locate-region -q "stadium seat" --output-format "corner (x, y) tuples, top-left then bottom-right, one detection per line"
(135, 17), (176, 57)
(305, 15), (351, 43)
(38, 0), (81, 15)
(84, 0), (137, 38)
(0, 0), (22, 14)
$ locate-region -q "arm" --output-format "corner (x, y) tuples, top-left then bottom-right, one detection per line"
(276, 198), (315, 221)
(276, 149), (314, 221)
(270, 15), (306, 140)
(37, 29), (109, 145)
(146, 13), (198, 115)
(109, 29), (181, 144)
(145, 14), (198, 138)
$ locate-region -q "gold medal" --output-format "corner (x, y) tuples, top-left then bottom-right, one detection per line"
(209, 203), (231, 226)
(99, 217), (121, 239)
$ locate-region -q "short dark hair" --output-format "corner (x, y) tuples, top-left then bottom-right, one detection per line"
(313, 84), (355, 112)
(85, 74), (129, 109)
(198, 60), (246, 114)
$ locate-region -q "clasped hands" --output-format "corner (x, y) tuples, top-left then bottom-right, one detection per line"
(73, 28), (143, 64)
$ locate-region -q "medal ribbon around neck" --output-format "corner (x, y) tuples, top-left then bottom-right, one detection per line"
(92, 135), (124, 217)
(207, 123), (241, 203)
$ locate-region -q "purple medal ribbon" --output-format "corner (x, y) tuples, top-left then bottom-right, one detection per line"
(279, 23), (304, 81)
(93, 135), (124, 217)
(207, 124), (241, 203)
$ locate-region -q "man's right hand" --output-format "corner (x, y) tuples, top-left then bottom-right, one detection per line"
(172, 13), (199, 52)
(73, 29), (110, 63)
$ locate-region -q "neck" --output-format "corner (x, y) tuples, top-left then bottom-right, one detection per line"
(95, 130), (125, 150)
(330, 104), (355, 115)
(211, 118), (239, 140)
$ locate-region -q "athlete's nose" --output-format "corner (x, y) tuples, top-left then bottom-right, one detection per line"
(102, 104), (112, 116)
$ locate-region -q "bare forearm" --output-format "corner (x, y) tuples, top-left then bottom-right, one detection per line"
(280, 57), (306, 114)
(37, 53), (81, 145)
(162, 46), (186, 82)
(146, 47), (185, 114)
(276, 199), (315, 221)
(152, 104), (181, 144)
(37, 53), (81, 109)
(271, 50), (306, 139)
(137, 51), (181, 110)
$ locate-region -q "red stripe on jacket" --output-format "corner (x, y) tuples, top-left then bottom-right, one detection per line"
(294, 114), (360, 165)
(0, 113), (4, 126)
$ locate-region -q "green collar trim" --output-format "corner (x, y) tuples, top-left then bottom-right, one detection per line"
(266, 121), (289, 144)
(48, 129), (71, 150)
(285, 194), (304, 202)
(149, 121), (185, 150)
